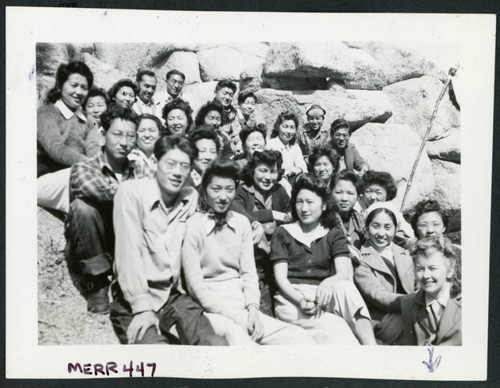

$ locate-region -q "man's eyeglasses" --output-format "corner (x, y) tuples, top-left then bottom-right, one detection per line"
(160, 159), (191, 174)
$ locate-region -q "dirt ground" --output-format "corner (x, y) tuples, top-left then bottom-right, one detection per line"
(37, 207), (118, 345)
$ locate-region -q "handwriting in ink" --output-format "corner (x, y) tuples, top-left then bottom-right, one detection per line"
(422, 346), (441, 372)
(68, 361), (156, 377)
(28, 65), (35, 81)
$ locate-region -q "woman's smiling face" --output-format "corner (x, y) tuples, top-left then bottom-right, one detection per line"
(136, 118), (161, 155)
(367, 211), (396, 250)
(278, 119), (297, 145)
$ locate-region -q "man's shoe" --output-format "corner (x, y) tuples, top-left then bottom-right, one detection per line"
(85, 285), (110, 314)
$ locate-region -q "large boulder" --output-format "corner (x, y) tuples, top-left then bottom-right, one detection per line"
(344, 41), (447, 85)
(262, 42), (387, 90)
(198, 46), (266, 82)
(255, 88), (393, 134)
(155, 51), (201, 90)
(93, 43), (157, 78)
(383, 75), (460, 140)
(427, 128), (461, 163)
(239, 63), (264, 93)
(431, 159), (461, 232)
(81, 53), (128, 92)
(36, 43), (71, 76)
(350, 123), (435, 213)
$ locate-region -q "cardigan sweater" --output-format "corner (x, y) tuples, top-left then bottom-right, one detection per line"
(37, 102), (101, 177)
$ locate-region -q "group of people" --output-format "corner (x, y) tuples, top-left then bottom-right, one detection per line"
(37, 60), (462, 347)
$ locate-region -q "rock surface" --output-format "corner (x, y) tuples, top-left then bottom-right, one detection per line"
(427, 128), (461, 163)
(156, 51), (201, 88)
(198, 46), (265, 82)
(431, 159), (461, 232)
(345, 41), (447, 85)
(350, 123), (435, 213)
(263, 42), (387, 90)
(383, 75), (460, 140)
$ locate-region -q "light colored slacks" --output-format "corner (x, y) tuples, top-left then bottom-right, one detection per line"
(274, 280), (370, 345)
(205, 310), (314, 346)
(37, 168), (71, 214)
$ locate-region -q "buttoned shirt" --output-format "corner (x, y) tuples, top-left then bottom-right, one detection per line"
(132, 97), (162, 119)
(270, 222), (350, 285)
(113, 178), (199, 314)
(297, 124), (331, 158)
(266, 137), (308, 174)
(69, 151), (134, 206)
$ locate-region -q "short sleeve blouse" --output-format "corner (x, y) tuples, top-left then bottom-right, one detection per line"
(270, 225), (350, 285)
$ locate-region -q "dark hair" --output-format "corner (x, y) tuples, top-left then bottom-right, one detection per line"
(241, 150), (284, 186)
(359, 170), (398, 201)
(270, 111), (300, 145)
(365, 207), (398, 230)
(166, 69), (186, 82)
(138, 113), (165, 135)
(199, 158), (241, 212)
(154, 135), (198, 164)
(411, 236), (461, 298)
(308, 145), (340, 176)
(332, 169), (361, 196)
(195, 102), (223, 127)
(238, 90), (258, 105)
(46, 61), (94, 104)
(411, 199), (449, 237)
(188, 126), (221, 153)
(107, 79), (139, 101)
(136, 69), (156, 83)
(85, 86), (109, 105)
(215, 80), (237, 94)
(306, 104), (326, 117)
(330, 118), (351, 135)
(162, 98), (194, 133)
(100, 104), (139, 132)
(239, 124), (267, 148)
(290, 173), (340, 229)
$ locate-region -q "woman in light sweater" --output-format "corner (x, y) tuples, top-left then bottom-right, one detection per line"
(37, 61), (101, 213)
(181, 158), (314, 345)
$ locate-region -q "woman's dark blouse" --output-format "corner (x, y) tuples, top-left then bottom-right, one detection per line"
(270, 225), (350, 285)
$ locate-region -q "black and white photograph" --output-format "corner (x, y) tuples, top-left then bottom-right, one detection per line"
(5, 7), (495, 380)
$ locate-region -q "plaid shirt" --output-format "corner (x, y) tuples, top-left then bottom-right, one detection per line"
(69, 151), (134, 207)
(297, 123), (332, 159)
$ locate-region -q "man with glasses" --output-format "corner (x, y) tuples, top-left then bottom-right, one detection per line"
(109, 135), (226, 345)
(330, 118), (369, 175)
(164, 69), (185, 103)
(65, 105), (138, 314)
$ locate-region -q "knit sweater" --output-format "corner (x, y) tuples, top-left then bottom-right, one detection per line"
(181, 210), (260, 316)
(37, 102), (101, 177)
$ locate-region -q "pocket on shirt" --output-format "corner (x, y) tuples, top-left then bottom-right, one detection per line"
(143, 227), (163, 253)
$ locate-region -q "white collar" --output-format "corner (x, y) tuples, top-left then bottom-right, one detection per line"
(282, 221), (329, 248)
(55, 99), (87, 122)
